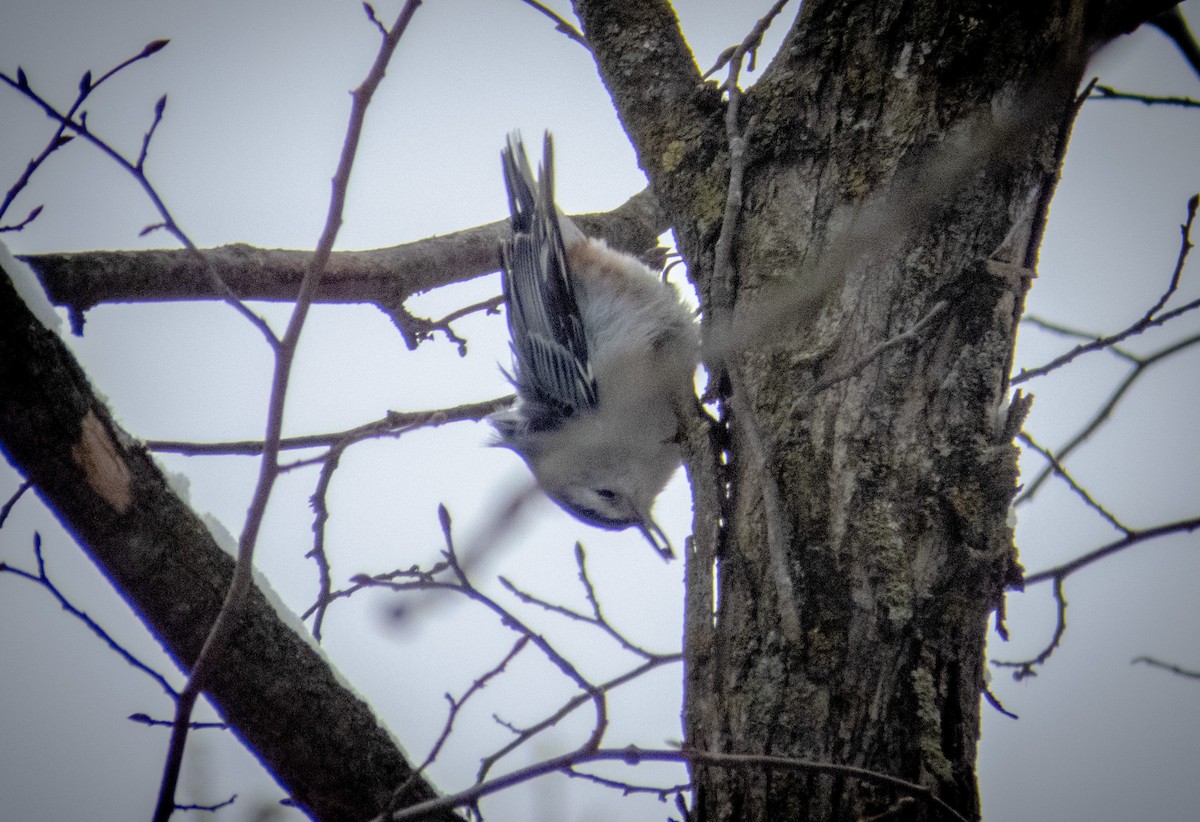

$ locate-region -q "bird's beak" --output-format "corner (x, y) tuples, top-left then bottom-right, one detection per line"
(636, 516), (674, 561)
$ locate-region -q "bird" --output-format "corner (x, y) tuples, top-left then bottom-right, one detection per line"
(489, 132), (699, 560)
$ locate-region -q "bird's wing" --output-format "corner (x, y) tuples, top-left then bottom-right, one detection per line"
(499, 132), (597, 428)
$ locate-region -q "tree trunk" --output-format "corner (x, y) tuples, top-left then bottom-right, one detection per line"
(574, 0), (1173, 819)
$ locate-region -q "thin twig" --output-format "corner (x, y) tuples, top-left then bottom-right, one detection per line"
(388, 637), (530, 809)
(1016, 431), (1130, 534)
(384, 293), (506, 355)
(1020, 315), (1139, 362)
(1131, 656), (1200, 679)
(1015, 333), (1200, 505)
(0, 534), (178, 698)
(1, 39), (167, 225)
(564, 767), (689, 798)
(705, 1), (801, 650)
(0, 203), (44, 233)
(306, 439), (351, 641)
(1022, 516), (1200, 586)
(477, 653), (679, 782)
(1, 45), (278, 344)
(381, 745), (970, 822)
(981, 681), (1018, 719)
(128, 713), (225, 730)
(728, 368), (803, 647)
(0, 481), (31, 527)
(518, 0), (588, 46)
(150, 6), (423, 819)
(174, 796), (237, 813)
(993, 577), (1068, 680)
(1013, 193), (1197, 385)
(436, 506), (607, 752)
(805, 301), (950, 396)
(145, 396), (510, 456)
(499, 543), (670, 659)
(137, 94), (168, 170)
(1089, 85), (1200, 108)
(701, 0), (791, 79)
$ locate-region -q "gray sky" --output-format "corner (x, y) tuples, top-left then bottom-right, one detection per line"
(1, 2), (1198, 820)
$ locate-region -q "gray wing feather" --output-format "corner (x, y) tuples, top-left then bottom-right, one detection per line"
(499, 133), (596, 430)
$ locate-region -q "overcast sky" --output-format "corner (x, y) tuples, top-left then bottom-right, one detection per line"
(1, 2), (1198, 821)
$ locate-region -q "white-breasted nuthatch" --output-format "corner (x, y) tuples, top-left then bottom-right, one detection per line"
(490, 133), (699, 560)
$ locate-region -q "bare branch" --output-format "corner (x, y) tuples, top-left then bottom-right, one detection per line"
(1013, 193), (1197, 384)
(705, 11), (804, 650)
(383, 293), (504, 354)
(701, 0), (791, 79)
(306, 439), (349, 642)
(0, 480), (31, 527)
(519, 0), (588, 47)
(20, 188), (667, 320)
(174, 795), (237, 813)
(982, 681), (1019, 719)
(352, 506), (612, 771)
(0, 261), (448, 820)
(729, 368), (802, 647)
(565, 766), (689, 799)
(993, 577), (1069, 680)
(128, 714), (225, 730)
(0, 203), (44, 233)
(476, 654), (680, 782)
(381, 746), (971, 822)
(1147, 5), (1200, 80)
(1089, 85), (1200, 107)
(0, 533), (178, 698)
(1132, 656), (1200, 679)
(1015, 332), (1200, 505)
(1, 46), (277, 343)
(803, 301), (950, 397)
(146, 396), (509, 456)
(1, 40), (166, 226)
(1016, 431), (1130, 534)
(136, 94), (168, 170)
(388, 637), (530, 810)
(499, 543), (673, 659)
(152, 5), (424, 818)
(436, 507), (608, 752)
(1022, 516), (1200, 586)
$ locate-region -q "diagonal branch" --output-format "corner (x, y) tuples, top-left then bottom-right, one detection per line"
(0, 258), (456, 821)
(1016, 431), (1130, 534)
(519, 0), (588, 46)
(572, 0), (722, 241)
(1132, 656), (1200, 679)
(152, 4), (426, 818)
(1015, 331), (1200, 505)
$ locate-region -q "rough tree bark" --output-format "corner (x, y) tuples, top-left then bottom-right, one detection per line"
(574, 0), (1176, 820)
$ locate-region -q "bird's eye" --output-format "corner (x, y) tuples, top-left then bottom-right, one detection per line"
(595, 489), (617, 500)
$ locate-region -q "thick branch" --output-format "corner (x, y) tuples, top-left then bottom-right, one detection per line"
(20, 188), (665, 314)
(0, 265), (458, 821)
(572, 0), (725, 261)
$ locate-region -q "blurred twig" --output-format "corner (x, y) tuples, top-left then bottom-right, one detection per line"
(1089, 85), (1200, 107)
(1132, 656), (1200, 679)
